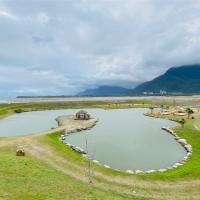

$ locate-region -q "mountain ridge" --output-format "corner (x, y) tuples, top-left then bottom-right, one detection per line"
(78, 65), (200, 96)
(133, 64), (200, 94)
(77, 86), (132, 96)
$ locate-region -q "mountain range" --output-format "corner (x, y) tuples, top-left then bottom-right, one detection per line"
(77, 86), (132, 96)
(77, 64), (200, 96)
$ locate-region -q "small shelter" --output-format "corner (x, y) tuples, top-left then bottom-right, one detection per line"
(76, 110), (90, 120)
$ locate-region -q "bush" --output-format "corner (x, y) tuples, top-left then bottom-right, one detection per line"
(14, 108), (24, 113)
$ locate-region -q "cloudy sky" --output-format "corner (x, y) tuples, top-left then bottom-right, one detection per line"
(0, 0), (200, 97)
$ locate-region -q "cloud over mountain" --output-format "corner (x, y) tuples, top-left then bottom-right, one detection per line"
(0, 0), (200, 96)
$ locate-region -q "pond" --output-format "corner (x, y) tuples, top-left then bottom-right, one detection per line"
(0, 108), (186, 171)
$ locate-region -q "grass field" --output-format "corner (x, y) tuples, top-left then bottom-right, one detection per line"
(0, 100), (200, 200)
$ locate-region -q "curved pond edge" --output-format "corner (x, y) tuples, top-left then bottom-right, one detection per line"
(58, 112), (192, 174)
(58, 116), (99, 154)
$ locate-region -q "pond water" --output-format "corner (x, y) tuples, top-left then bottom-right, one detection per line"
(0, 108), (186, 171)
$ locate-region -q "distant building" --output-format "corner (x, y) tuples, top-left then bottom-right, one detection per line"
(76, 110), (90, 120)
(160, 90), (167, 95)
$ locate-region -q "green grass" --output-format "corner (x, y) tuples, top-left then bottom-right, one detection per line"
(43, 131), (85, 163)
(0, 100), (151, 120)
(139, 112), (200, 180)
(0, 101), (200, 199)
(1, 102), (199, 181)
(44, 110), (200, 181)
(0, 102), (152, 200)
(44, 122), (200, 181)
(0, 146), (146, 200)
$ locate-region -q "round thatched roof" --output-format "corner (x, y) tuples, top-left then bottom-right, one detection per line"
(76, 110), (88, 114)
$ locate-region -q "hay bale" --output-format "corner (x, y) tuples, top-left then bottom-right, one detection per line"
(16, 149), (25, 156)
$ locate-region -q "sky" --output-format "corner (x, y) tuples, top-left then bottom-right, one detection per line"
(0, 0), (200, 97)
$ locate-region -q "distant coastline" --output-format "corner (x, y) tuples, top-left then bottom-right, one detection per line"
(16, 93), (196, 98)
(0, 95), (200, 105)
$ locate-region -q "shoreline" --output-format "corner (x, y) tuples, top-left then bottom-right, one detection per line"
(56, 115), (98, 154)
(1, 95), (200, 104)
(57, 111), (191, 174)
(0, 103), (199, 199)
(0, 106), (195, 174)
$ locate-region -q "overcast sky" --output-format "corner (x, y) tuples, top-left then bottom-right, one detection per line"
(0, 0), (200, 97)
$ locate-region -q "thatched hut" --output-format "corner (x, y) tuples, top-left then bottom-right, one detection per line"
(76, 110), (90, 120)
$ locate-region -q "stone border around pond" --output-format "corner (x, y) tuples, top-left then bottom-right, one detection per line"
(122, 125), (192, 174)
(59, 114), (192, 174)
(59, 118), (98, 155)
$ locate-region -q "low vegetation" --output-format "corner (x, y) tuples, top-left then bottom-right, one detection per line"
(0, 99), (151, 118)
(0, 100), (200, 200)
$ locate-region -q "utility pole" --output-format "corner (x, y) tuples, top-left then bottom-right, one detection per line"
(85, 138), (94, 195)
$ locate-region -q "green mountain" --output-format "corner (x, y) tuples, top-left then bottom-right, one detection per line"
(78, 65), (200, 96)
(77, 86), (131, 96)
(132, 64), (200, 94)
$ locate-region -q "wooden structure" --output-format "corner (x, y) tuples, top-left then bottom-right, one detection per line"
(76, 110), (90, 120)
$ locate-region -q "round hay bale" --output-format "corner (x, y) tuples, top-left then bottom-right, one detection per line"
(16, 149), (25, 156)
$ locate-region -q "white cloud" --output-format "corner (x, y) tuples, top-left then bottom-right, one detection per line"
(0, 9), (18, 20)
(84, 50), (144, 82)
(37, 12), (49, 24)
(0, 0), (200, 96)
(0, 66), (76, 96)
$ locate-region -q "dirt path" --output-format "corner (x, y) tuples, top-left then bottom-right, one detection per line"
(194, 124), (200, 130)
(0, 115), (200, 200)
(24, 135), (200, 200)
